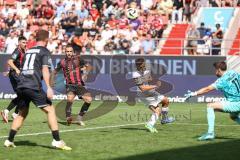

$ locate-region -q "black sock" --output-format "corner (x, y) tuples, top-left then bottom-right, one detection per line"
(14, 105), (19, 114)
(52, 130), (60, 141)
(65, 102), (72, 117)
(6, 97), (19, 111)
(79, 102), (91, 116)
(8, 129), (17, 142)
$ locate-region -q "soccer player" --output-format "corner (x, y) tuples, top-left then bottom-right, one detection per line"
(1, 36), (27, 123)
(132, 58), (174, 133)
(185, 61), (240, 141)
(54, 44), (92, 126)
(4, 30), (71, 150)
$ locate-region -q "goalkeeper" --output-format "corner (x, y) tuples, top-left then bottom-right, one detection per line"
(185, 61), (240, 141)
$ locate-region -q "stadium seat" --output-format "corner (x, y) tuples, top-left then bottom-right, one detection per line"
(228, 28), (240, 55)
(161, 24), (189, 55)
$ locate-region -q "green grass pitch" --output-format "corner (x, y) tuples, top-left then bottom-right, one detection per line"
(0, 100), (240, 160)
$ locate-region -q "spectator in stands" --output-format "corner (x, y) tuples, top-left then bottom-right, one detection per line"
(94, 35), (106, 54)
(172, 0), (184, 24)
(197, 22), (208, 44)
(130, 36), (141, 54)
(209, 0), (221, 7)
(0, 23), (9, 37)
(211, 23), (223, 55)
(1, 4), (15, 18)
(5, 13), (15, 29)
(183, 0), (196, 23)
(5, 30), (18, 54)
(17, 4), (29, 19)
(82, 15), (94, 30)
(186, 24), (200, 55)
(26, 34), (36, 49)
(157, 0), (173, 18)
(119, 38), (131, 54)
(141, 33), (155, 54)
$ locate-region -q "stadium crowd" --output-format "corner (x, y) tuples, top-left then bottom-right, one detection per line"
(0, 0), (239, 55)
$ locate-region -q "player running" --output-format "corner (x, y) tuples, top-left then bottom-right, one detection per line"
(132, 58), (174, 133)
(1, 36), (27, 123)
(54, 44), (92, 126)
(185, 61), (240, 141)
(4, 30), (71, 150)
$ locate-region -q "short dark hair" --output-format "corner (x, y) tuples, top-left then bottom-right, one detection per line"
(18, 36), (27, 42)
(213, 61), (227, 71)
(135, 58), (145, 68)
(65, 44), (73, 49)
(36, 30), (49, 41)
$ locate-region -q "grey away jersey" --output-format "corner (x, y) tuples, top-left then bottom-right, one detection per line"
(132, 70), (157, 97)
(17, 46), (52, 91)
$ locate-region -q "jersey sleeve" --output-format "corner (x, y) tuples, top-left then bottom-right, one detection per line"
(41, 49), (51, 66)
(11, 50), (19, 60)
(132, 71), (143, 86)
(211, 78), (224, 90)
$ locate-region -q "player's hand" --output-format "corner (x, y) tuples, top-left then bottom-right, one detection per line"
(82, 74), (88, 82)
(156, 81), (161, 88)
(15, 69), (20, 75)
(47, 87), (54, 100)
(184, 90), (197, 100)
(2, 72), (9, 77)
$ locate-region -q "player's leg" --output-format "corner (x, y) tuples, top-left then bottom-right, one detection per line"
(1, 75), (19, 123)
(229, 112), (240, 124)
(222, 101), (240, 124)
(160, 96), (175, 124)
(198, 102), (224, 141)
(76, 86), (92, 126)
(4, 106), (29, 148)
(31, 89), (71, 150)
(145, 105), (160, 133)
(40, 104), (71, 150)
(4, 89), (30, 148)
(66, 91), (76, 125)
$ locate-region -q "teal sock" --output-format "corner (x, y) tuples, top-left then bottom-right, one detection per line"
(207, 107), (215, 133)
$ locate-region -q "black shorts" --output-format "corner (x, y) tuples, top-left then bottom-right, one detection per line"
(16, 88), (52, 109)
(9, 72), (19, 92)
(66, 84), (89, 99)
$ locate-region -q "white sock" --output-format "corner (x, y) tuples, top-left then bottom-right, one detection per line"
(148, 113), (159, 126)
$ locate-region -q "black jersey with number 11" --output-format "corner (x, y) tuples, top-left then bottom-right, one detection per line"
(17, 46), (52, 91)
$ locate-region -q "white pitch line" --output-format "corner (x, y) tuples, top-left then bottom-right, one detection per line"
(0, 122), (239, 139)
(0, 122), (145, 139)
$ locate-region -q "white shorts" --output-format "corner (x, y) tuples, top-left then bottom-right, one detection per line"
(138, 91), (164, 107)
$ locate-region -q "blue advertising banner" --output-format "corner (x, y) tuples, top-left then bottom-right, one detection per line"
(200, 8), (234, 31)
(0, 55), (225, 102)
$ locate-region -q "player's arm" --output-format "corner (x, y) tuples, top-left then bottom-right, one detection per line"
(42, 54), (54, 99)
(185, 85), (215, 100)
(194, 85), (215, 96)
(8, 52), (20, 75)
(50, 61), (62, 87)
(138, 84), (158, 92)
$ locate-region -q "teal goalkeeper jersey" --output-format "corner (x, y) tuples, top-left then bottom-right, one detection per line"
(212, 70), (240, 102)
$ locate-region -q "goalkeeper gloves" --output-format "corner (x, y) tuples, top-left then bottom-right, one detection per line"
(184, 90), (197, 100)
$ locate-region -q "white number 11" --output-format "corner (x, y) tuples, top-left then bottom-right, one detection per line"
(23, 53), (36, 70)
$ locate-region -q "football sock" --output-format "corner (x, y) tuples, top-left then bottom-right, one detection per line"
(65, 102), (72, 117)
(6, 97), (19, 111)
(148, 113), (159, 126)
(52, 130), (60, 141)
(8, 129), (17, 142)
(79, 102), (91, 116)
(161, 107), (169, 120)
(207, 107), (215, 133)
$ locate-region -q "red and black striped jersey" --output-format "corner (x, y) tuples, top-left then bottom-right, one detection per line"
(56, 55), (86, 86)
(10, 47), (25, 73)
